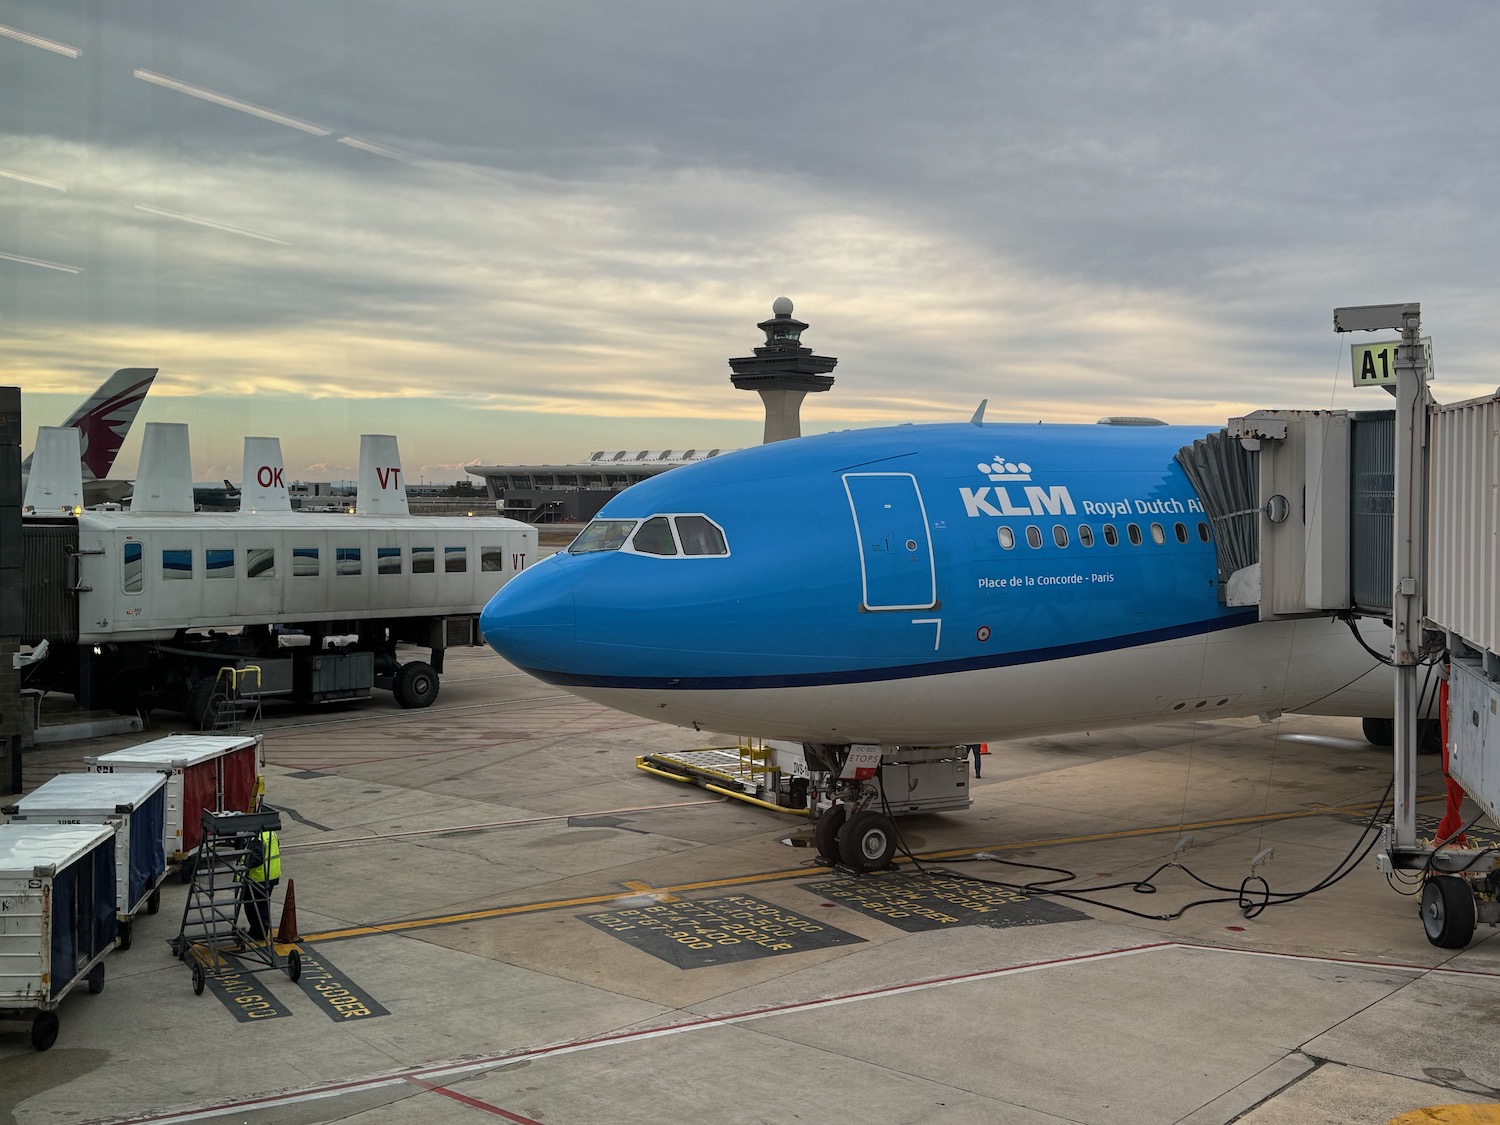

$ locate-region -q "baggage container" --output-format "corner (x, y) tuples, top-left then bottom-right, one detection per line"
(3, 772), (168, 950)
(86, 735), (261, 871)
(0, 823), (118, 1051)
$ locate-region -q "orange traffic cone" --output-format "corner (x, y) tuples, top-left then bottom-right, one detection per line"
(980, 743), (989, 754)
(275, 878), (300, 944)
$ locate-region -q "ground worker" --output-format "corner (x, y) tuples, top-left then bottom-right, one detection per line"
(240, 826), (281, 941)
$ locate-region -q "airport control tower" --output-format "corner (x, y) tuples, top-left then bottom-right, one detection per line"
(728, 297), (838, 443)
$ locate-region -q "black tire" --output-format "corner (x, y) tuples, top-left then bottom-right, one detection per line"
(286, 947), (301, 983)
(1421, 875), (1476, 949)
(87, 963), (105, 994)
(187, 679), (218, 730)
(117, 920), (132, 952)
(170, 937), (186, 960)
(837, 810), (898, 872)
(1362, 717), (1394, 746)
(30, 1011), (59, 1052)
(147, 887), (161, 915)
(192, 963), (206, 995)
(813, 805), (847, 865)
(392, 661), (440, 709)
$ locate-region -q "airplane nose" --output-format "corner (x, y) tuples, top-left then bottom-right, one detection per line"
(480, 559), (576, 673)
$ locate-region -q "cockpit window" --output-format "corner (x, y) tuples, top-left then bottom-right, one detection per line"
(675, 515), (728, 556)
(632, 516), (678, 556)
(569, 519), (637, 554)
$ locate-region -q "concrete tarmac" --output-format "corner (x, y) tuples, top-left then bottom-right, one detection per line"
(1, 645), (1496, 1125)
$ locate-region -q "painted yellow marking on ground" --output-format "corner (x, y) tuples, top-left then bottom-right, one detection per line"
(301, 796), (1417, 944)
(621, 880), (680, 903)
(1388, 1107), (1500, 1125)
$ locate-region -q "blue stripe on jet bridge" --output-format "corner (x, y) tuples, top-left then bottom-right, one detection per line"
(523, 610), (1262, 692)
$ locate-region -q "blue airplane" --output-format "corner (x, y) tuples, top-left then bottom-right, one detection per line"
(479, 419), (1393, 867)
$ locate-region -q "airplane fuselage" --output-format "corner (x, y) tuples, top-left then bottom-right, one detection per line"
(479, 422), (1391, 744)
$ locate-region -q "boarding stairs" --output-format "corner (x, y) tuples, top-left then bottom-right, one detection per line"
(202, 666), (265, 735)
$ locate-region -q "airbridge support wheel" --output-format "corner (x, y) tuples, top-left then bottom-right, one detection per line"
(393, 661), (439, 709)
(1362, 718), (1394, 746)
(1421, 875), (1476, 949)
(838, 810), (897, 872)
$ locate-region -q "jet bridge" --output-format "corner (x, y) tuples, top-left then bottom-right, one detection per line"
(1185, 303), (1500, 947)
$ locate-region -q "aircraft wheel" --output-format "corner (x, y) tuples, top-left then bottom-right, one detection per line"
(813, 805), (846, 865)
(1420, 875), (1476, 949)
(837, 810), (897, 872)
(1362, 718), (1394, 746)
(30, 1011), (59, 1052)
(87, 963), (105, 994)
(393, 661), (440, 709)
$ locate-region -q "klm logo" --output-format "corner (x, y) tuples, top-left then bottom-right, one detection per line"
(961, 456), (1075, 518)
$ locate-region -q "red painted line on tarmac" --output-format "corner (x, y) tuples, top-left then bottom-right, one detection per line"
(92, 938), (1495, 1125)
(404, 1078), (546, 1123)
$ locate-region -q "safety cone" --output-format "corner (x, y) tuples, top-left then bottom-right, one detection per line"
(275, 878), (300, 944)
(980, 743), (989, 754)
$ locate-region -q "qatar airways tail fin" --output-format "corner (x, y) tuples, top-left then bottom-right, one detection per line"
(49, 367), (158, 481)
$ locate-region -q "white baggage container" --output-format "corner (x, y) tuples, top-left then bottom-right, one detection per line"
(3, 772), (169, 950)
(0, 823), (118, 1051)
(86, 734), (262, 873)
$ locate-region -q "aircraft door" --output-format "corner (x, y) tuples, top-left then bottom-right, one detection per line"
(842, 472), (937, 610)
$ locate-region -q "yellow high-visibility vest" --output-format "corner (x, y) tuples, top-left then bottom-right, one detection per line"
(247, 830), (281, 883)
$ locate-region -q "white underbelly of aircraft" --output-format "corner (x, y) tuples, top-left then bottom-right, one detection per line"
(570, 617), (1388, 745)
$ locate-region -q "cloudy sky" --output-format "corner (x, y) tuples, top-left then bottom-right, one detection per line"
(3, 1), (1497, 482)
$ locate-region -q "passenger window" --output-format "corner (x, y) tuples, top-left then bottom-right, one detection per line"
(445, 546), (467, 573)
(998, 526), (1015, 550)
(337, 547), (362, 575)
(206, 548), (234, 579)
(122, 541), (143, 593)
(632, 516), (678, 556)
(293, 547), (320, 577)
(675, 515), (728, 556)
(1150, 523), (1166, 545)
(1053, 525), (1069, 548)
(1198, 521), (1212, 542)
(412, 545), (434, 574)
(1174, 522), (1188, 544)
(569, 519), (637, 554)
(1127, 524), (1143, 546)
(378, 546), (401, 575)
(1025, 525), (1042, 549)
(1103, 524), (1119, 547)
(1078, 525), (1095, 548)
(481, 546), (506, 572)
(162, 547), (193, 580)
(247, 547), (275, 579)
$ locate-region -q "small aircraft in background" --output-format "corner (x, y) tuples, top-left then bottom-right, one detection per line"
(479, 417), (1394, 868)
(21, 368), (157, 507)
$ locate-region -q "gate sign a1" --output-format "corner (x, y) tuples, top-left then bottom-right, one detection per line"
(1351, 337), (1433, 387)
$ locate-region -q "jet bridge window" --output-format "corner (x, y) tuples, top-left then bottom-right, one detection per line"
(569, 519), (637, 554)
(162, 547), (193, 580)
(632, 517), (678, 556)
(247, 547), (275, 579)
(675, 515), (727, 556)
(378, 546), (401, 575)
(337, 547), (362, 575)
(445, 546), (467, 573)
(412, 546), (434, 574)
(481, 546), (506, 571)
(122, 542), (143, 594)
(293, 547), (320, 577)
(206, 548), (234, 579)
